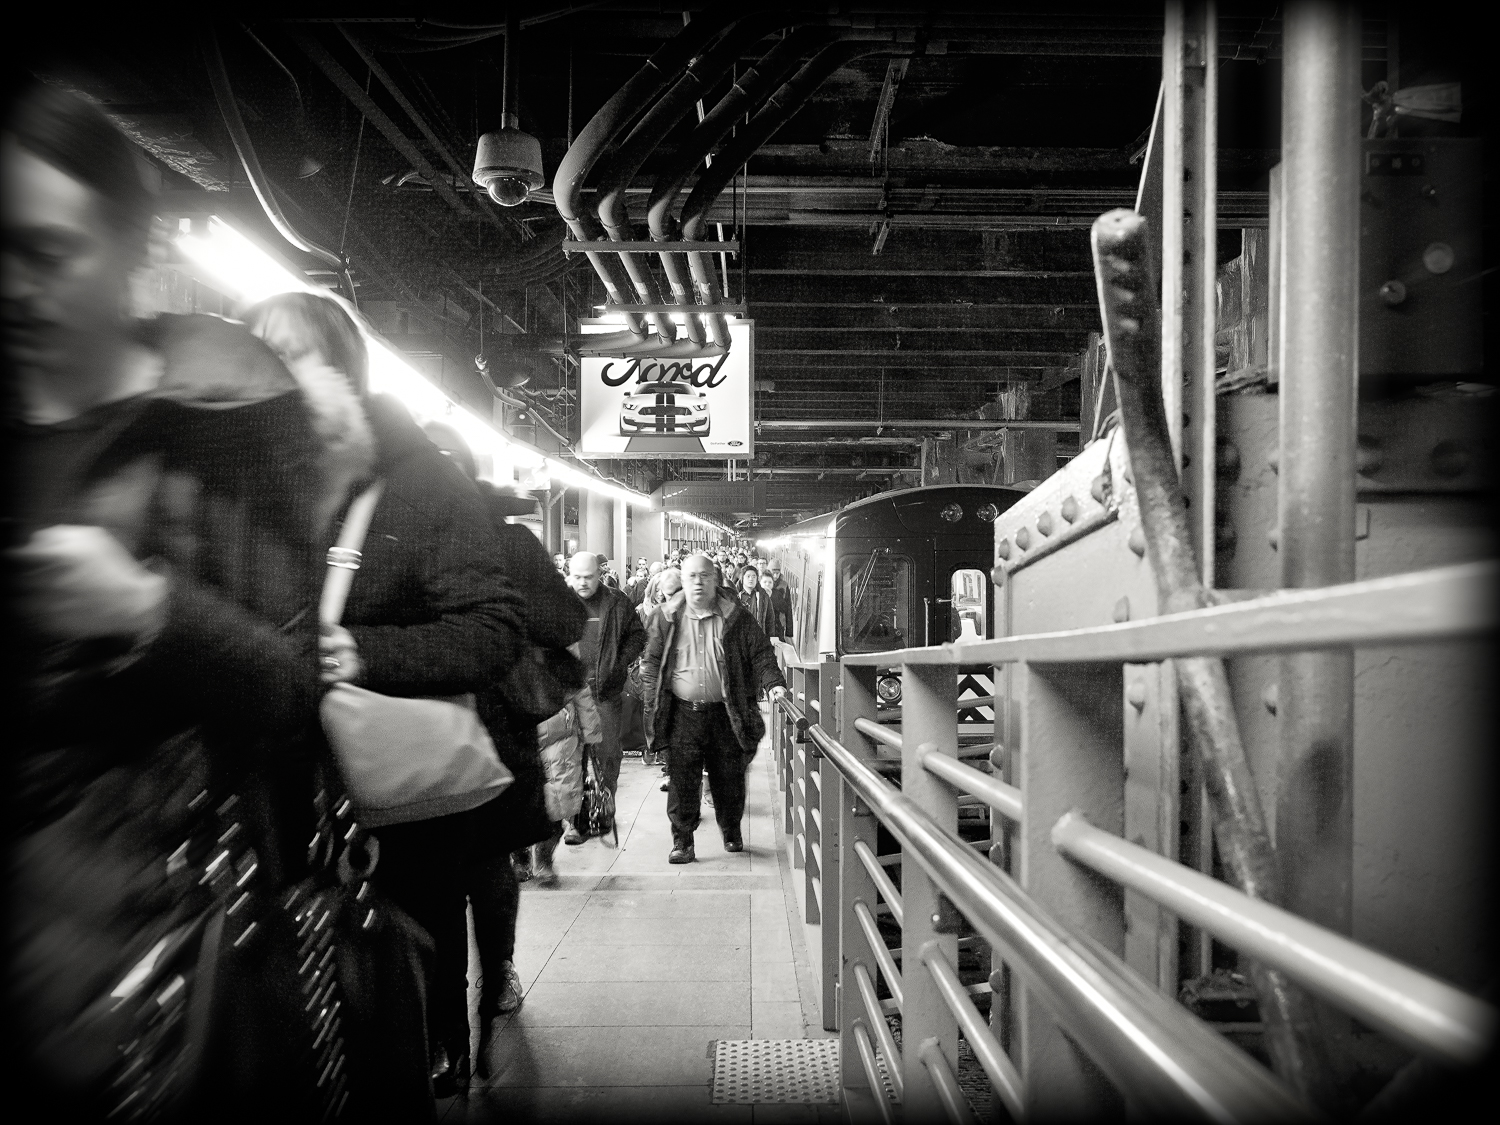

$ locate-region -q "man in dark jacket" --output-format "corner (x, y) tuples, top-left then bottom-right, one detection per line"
(565, 550), (647, 840)
(641, 553), (788, 863)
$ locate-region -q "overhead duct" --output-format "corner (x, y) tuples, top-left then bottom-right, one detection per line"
(679, 41), (879, 347)
(647, 27), (828, 345)
(594, 13), (800, 343)
(552, 10), (739, 346)
(202, 30), (350, 293)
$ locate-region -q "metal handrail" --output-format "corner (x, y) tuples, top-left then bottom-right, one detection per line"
(842, 560), (1496, 667)
(853, 840), (905, 927)
(854, 716), (903, 751)
(809, 722), (1311, 1120)
(922, 942), (1025, 1121)
(854, 962), (904, 1100)
(918, 1039), (980, 1125)
(852, 1020), (896, 1125)
(774, 694), (810, 732)
(921, 749), (1024, 823)
(853, 900), (904, 1010)
(1052, 811), (1496, 1068)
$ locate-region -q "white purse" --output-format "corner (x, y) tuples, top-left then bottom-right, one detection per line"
(319, 482), (512, 827)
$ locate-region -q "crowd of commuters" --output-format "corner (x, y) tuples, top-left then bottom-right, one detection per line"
(4, 84), (795, 1120)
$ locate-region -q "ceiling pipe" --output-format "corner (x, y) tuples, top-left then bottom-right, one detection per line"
(594, 13), (799, 344)
(680, 41), (880, 347)
(202, 30), (350, 287)
(552, 10), (740, 343)
(647, 27), (827, 345)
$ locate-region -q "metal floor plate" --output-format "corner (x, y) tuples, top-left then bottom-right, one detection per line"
(711, 1039), (841, 1104)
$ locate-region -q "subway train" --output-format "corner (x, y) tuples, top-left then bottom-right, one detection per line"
(760, 484), (1027, 708)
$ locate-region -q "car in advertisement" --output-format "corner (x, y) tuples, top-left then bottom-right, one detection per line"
(619, 381), (710, 435)
(577, 317), (754, 457)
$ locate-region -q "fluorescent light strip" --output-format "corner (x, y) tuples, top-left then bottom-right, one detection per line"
(173, 217), (654, 507)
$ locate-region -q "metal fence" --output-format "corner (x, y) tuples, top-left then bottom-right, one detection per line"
(770, 560), (1496, 1122)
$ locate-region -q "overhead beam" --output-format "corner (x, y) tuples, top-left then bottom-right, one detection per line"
(758, 419), (1080, 432)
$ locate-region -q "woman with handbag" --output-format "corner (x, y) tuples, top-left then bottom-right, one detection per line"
(246, 295), (526, 1100)
(6, 85), (368, 1120)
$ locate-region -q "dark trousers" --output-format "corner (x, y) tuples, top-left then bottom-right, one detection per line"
(665, 699), (749, 845)
(374, 816), (469, 1055)
(467, 849), (518, 1019)
(594, 695), (624, 794)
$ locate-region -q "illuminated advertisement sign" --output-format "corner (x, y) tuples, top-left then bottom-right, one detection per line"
(577, 318), (754, 458)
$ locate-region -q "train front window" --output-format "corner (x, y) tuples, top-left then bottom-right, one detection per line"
(950, 568), (987, 641)
(839, 551), (912, 653)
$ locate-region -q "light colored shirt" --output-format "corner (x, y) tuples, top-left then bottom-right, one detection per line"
(672, 601), (726, 703)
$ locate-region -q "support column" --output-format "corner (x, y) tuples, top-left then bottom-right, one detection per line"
(1276, 0), (1361, 935)
(613, 498), (629, 572)
(899, 664), (960, 1123)
(582, 490), (613, 556)
(1162, 0), (1219, 582)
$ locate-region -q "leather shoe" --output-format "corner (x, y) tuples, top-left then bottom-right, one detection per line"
(668, 842), (695, 864)
(660, 781), (669, 792)
(723, 836), (744, 853)
(563, 826), (584, 846)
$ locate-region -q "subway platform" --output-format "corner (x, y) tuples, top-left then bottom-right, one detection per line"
(447, 705), (838, 1124)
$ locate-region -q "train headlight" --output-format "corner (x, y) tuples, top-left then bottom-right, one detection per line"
(976, 503), (999, 522)
(940, 503), (963, 523)
(876, 674), (903, 705)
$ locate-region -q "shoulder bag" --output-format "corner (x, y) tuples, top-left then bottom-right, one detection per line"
(319, 482), (513, 827)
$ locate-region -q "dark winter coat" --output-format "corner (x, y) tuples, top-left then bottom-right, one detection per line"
(9, 314), (342, 1114)
(641, 591), (787, 756)
(340, 395), (523, 700)
(738, 586), (775, 637)
(769, 578), (793, 640)
(580, 583), (647, 703)
(471, 506), (588, 853)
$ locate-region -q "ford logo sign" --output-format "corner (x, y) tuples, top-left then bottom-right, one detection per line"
(727, 441), (744, 447)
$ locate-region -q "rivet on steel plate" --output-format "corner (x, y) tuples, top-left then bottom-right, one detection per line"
(1113, 597), (1130, 623)
(989, 565), (1005, 587)
(931, 894), (965, 934)
(996, 538), (1012, 560)
(1262, 683), (1279, 715)
(988, 969), (1005, 993)
(988, 842), (1005, 866)
(1127, 526), (1146, 557)
(1216, 440), (1241, 481)
(1061, 495), (1079, 523)
(1127, 681), (1147, 711)
(988, 744), (1006, 771)
(1015, 528), (1031, 551)
(1090, 474), (1108, 503)
(1423, 241), (1455, 274)
(1378, 279), (1407, 306)
(1036, 512), (1054, 537)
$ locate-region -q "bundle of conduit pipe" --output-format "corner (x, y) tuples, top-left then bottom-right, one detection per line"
(554, 9), (899, 358)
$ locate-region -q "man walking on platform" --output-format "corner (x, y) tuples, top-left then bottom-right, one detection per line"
(641, 553), (789, 864)
(566, 550), (647, 844)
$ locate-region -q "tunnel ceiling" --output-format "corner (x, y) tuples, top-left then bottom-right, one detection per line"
(31, 4), (1393, 526)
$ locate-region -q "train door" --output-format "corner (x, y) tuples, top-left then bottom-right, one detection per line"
(935, 548), (997, 725)
(932, 549), (992, 643)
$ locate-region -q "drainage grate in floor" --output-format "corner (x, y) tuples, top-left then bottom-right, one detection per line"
(711, 1039), (841, 1104)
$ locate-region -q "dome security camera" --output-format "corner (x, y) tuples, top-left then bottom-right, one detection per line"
(473, 127), (544, 207)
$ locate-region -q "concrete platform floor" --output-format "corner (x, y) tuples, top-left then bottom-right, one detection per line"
(444, 706), (837, 1124)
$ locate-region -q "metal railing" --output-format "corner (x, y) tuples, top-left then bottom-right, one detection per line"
(766, 558), (1496, 1122)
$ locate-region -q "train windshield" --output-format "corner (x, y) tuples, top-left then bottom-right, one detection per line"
(839, 550), (913, 653)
